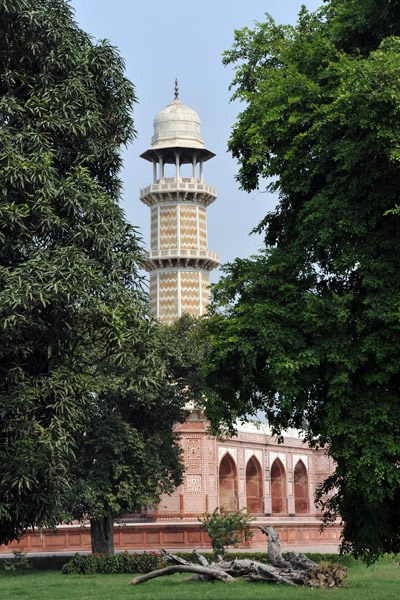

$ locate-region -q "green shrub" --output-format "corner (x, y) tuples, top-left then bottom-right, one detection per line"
(1, 550), (32, 572)
(380, 553), (400, 564)
(61, 551), (167, 575)
(198, 507), (254, 557)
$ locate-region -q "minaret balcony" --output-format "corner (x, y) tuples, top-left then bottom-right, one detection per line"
(146, 247), (220, 271)
(140, 178), (217, 207)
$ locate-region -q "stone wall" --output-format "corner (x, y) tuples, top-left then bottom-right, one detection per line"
(0, 417), (339, 555)
(0, 521), (341, 554)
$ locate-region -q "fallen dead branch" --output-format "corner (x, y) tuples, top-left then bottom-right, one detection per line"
(128, 525), (347, 588)
(128, 564), (236, 584)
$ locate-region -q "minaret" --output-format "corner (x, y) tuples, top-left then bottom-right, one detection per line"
(140, 82), (220, 323)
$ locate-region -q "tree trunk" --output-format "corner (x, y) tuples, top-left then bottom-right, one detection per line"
(258, 525), (291, 568)
(90, 511), (115, 554)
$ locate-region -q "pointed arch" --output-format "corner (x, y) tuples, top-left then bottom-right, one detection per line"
(294, 460), (308, 514)
(219, 453), (238, 512)
(271, 458), (287, 513)
(246, 455), (263, 513)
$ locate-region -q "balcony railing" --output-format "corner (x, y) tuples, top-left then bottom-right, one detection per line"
(141, 180), (216, 196)
(140, 179), (217, 206)
(147, 247), (220, 264)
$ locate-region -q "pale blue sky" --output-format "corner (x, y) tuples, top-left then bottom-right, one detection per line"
(69, 0), (323, 282)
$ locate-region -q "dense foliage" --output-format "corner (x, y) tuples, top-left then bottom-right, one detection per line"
(203, 0), (400, 562)
(64, 320), (185, 554)
(159, 313), (208, 403)
(198, 507), (254, 557)
(63, 314), (211, 553)
(0, 0), (184, 550)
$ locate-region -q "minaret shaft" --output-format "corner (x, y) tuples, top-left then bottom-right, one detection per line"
(140, 90), (219, 324)
(152, 202), (207, 253)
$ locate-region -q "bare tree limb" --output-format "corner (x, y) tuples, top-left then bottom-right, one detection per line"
(128, 527), (345, 588)
(193, 549), (209, 566)
(258, 525), (291, 568)
(159, 549), (191, 565)
(128, 565), (236, 585)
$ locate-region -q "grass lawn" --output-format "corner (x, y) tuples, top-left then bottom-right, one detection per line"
(1, 560), (399, 600)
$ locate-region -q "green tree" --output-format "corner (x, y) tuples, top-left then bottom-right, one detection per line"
(159, 313), (208, 404)
(203, 0), (400, 562)
(64, 318), (185, 555)
(65, 314), (206, 554)
(0, 0), (145, 545)
(198, 507), (254, 558)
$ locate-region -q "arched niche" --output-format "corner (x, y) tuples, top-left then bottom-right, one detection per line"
(246, 455), (263, 513)
(219, 453), (238, 512)
(294, 460), (308, 514)
(271, 458), (287, 513)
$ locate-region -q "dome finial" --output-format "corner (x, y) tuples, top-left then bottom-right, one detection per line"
(174, 78), (179, 99)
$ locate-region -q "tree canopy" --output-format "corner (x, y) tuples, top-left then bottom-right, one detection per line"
(64, 313), (208, 554)
(159, 313), (208, 403)
(202, 0), (400, 562)
(0, 0), (178, 546)
(64, 318), (185, 554)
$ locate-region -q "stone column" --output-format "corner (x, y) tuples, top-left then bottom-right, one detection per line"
(207, 438), (218, 512)
(264, 448), (272, 514)
(287, 453), (295, 515)
(238, 447), (246, 510)
(309, 465), (317, 514)
(153, 160), (157, 183)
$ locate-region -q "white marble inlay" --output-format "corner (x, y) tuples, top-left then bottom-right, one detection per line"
(245, 449), (263, 466)
(293, 454), (308, 470)
(218, 446), (237, 464)
(269, 451), (286, 468)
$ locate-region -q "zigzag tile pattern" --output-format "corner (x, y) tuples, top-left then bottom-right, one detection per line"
(201, 273), (210, 313)
(159, 272), (178, 322)
(181, 271), (201, 315)
(180, 206), (198, 250)
(151, 208), (158, 250)
(198, 208), (207, 249)
(159, 206), (177, 249)
(149, 273), (158, 317)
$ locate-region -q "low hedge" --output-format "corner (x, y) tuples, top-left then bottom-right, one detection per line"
(0, 554), (76, 571)
(62, 551), (167, 575)
(27, 555), (72, 570)
(0, 550), (361, 573)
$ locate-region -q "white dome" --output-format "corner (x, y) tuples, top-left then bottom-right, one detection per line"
(151, 97), (205, 150)
(140, 86), (215, 164)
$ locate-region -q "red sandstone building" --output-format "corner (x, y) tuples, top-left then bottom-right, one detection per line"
(0, 87), (340, 555)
